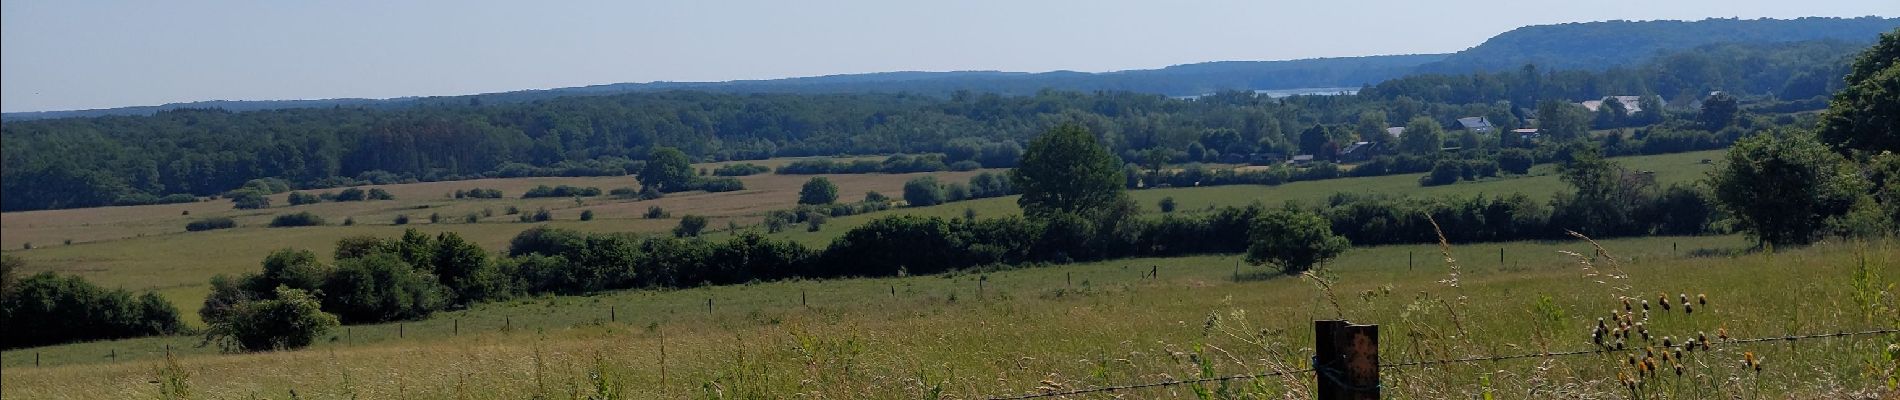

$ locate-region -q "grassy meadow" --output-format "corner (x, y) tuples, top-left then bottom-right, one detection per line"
(4, 234), (1895, 398)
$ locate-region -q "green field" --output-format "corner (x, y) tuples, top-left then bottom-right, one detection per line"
(5, 233), (1894, 398)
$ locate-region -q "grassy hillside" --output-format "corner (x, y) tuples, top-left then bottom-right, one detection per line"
(4, 234), (1891, 398)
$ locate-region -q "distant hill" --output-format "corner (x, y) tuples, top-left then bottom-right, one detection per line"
(7, 16), (1897, 121)
(1, 55), (1443, 121)
(1418, 16), (1900, 73)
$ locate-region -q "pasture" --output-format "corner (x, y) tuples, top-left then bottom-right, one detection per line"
(3, 233), (1893, 398)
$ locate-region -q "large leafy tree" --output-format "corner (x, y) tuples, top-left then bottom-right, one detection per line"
(1011, 123), (1127, 219)
(639, 147), (694, 192)
(1246, 209), (1350, 274)
(798, 177), (838, 205)
(1708, 129), (1866, 247)
(1818, 29), (1899, 154)
(1398, 117), (1445, 156)
(1536, 100), (1591, 142)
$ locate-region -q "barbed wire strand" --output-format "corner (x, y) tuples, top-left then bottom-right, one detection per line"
(986, 328), (1898, 399)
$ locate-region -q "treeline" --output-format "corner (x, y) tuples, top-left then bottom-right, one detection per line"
(0, 255), (185, 349)
(4, 38), (1859, 212)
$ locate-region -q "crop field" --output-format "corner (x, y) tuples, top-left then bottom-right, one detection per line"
(4, 233), (1894, 398)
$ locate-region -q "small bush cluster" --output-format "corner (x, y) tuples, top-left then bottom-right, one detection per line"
(454, 188), (505, 199)
(712, 163), (770, 176)
(186, 217), (238, 231)
(776, 153), (951, 174)
(522, 185), (602, 198)
(269, 212), (326, 227)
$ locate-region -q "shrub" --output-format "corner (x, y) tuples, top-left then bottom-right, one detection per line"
(713, 163), (770, 176)
(366, 188), (395, 200)
(269, 212), (326, 227)
(394, 214), (411, 225)
(343, 217), (355, 226)
(334, 188), (367, 201)
(1420, 160), (1463, 187)
(609, 187), (639, 199)
(903, 176), (946, 207)
(675, 215), (709, 237)
(230, 191), (271, 210)
(580, 210), (596, 221)
(1, 271), (186, 349)
(1498, 148), (1535, 174)
(186, 217), (237, 232)
(523, 185), (602, 198)
(692, 177), (746, 192)
(464, 213), (482, 223)
(429, 213), (442, 224)
(204, 286), (337, 352)
(320, 253), (448, 323)
(506, 206), (521, 215)
(286, 191), (322, 206)
(1159, 197), (1178, 213)
(457, 188), (504, 199)
(950, 160), (983, 171)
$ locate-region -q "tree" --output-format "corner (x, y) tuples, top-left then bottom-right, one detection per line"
(1818, 29), (1900, 154)
(1158, 197), (1178, 213)
(640, 147), (694, 192)
(1245, 209), (1350, 274)
(1537, 100), (1592, 142)
(798, 177), (838, 205)
(674, 215), (709, 237)
(1709, 129), (1867, 247)
(1356, 111), (1392, 145)
(1398, 117), (1445, 156)
(1698, 92), (1740, 131)
(903, 176), (946, 207)
(257, 249), (329, 291)
(204, 286), (338, 352)
(1012, 123), (1127, 219)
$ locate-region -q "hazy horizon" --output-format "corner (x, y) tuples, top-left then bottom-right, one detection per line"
(4, 0), (1896, 113)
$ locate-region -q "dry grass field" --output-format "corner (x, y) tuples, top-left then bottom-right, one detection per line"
(0, 157), (991, 325)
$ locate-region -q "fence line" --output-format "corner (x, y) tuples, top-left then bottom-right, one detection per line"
(985, 327), (1900, 400)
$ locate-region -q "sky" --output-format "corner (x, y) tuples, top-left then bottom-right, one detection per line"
(3, 0), (1896, 112)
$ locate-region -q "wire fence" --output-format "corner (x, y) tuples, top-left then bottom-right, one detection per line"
(986, 327), (1900, 399)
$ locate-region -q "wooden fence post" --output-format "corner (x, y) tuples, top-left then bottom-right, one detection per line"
(35, 352), (40, 367)
(802, 290), (807, 307)
(1314, 320), (1379, 400)
(454, 319), (460, 336)
(707, 298), (714, 313)
(399, 323), (404, 338)
(1408, 251), (1414, 271)
(1499, 247), (1505, 265)
(611, 306), (617, 322)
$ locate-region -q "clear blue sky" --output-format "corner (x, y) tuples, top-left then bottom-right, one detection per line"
(3, 0), (1895, 112)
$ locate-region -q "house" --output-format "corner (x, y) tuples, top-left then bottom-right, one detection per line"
(1579, 96), (1659, 114)
(1511, 128), (1541, 141)
(1455, 117), (1494, 133)
(1385, 126), (1406, 139)
(1337, 141), (1383, 162)
(1287, 154), (1316, 165)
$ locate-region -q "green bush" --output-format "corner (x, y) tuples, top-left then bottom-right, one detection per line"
(229, 191), (271, 210)
(798, 177), (838, 205)
(2, 265), (185, 349)
(903, 176), (946, 207)
(580, 210), (596, 221)
(186, 217), (237, 232)
(644, 206), (669, 219)
(675, 215), (709, 237)
(286, 191), (322, 206)
(204, 286), (337, 352)
(320, 253), (448, 323)
(713, 163), (770, 176)
(269, 212), (326, 227)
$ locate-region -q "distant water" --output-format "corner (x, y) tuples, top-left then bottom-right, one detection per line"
(1173, 87), (1359, 100)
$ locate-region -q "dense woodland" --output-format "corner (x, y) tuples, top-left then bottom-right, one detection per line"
(2, 35), (1878, 212)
